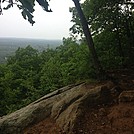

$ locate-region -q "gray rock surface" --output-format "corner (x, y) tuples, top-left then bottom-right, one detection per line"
(0, 82), (115, 134)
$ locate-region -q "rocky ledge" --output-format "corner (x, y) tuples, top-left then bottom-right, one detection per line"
(0, 80), (133, 134)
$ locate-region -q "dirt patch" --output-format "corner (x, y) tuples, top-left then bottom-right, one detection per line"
(73, 103), (134, 134)
(24, 118), (63, 134)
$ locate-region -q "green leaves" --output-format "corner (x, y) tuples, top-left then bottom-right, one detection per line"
(20, 0), (35, 13)
(70, 0), (134, 68)
(2, 0), (13, 10)
(1, 0), (51, 25)
(21, 9), (35, 25)
(3, 4), (12, 10)
(18, 0), (35, 25)
(0, 38), (92, 116)
(36, 0), (52, 12)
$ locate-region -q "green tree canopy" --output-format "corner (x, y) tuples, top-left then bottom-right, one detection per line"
(70, 0), (134, 67)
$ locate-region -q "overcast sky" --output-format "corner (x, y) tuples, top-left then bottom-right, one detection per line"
(0, 0), (76, 40)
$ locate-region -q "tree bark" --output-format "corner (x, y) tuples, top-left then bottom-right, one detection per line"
(72, 0), (104, 78)
(124, 5), (134, 64)
(115, 24), (124, 61)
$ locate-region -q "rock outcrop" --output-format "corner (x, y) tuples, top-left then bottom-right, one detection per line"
(0, 82), (116, 134)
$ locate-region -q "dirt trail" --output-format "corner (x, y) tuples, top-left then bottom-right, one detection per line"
(24, 118), (62, 134)
(74, 103), (134, 134)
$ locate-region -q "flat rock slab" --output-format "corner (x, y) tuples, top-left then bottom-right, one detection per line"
(0, 82), (115, 134)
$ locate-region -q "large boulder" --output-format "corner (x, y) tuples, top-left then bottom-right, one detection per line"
(0, 82), (115, 134)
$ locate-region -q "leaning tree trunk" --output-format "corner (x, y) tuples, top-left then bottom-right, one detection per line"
(72, 0), (104, 78)
(116, 24), (124, 61)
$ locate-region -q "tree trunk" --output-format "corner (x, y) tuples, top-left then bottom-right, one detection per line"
(124, 5), (133, 64)
(125, 18), (133, 61)
(72, 0), (104, 78)
(115, 24), (124, 65)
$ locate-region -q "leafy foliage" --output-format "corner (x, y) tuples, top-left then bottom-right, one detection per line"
(0, 38), (92, 116)
(70, 0), (134, 67)
(0, 0), (52, 25)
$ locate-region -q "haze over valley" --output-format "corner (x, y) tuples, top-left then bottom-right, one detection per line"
(0, 37), (62, 63)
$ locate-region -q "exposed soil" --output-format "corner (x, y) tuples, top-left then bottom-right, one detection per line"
(24, 118), (62, 134)
(73, 103), (134, 134)
(24, 68), (134, 134)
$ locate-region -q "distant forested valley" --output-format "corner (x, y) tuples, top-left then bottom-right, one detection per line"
(0, 38), (61, 64)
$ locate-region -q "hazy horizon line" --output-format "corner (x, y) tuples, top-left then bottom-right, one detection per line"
(0, 36), (63, 41)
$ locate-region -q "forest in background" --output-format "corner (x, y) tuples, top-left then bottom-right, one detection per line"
(0, 38), (61, 64)
(0, 0), (134, 116)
